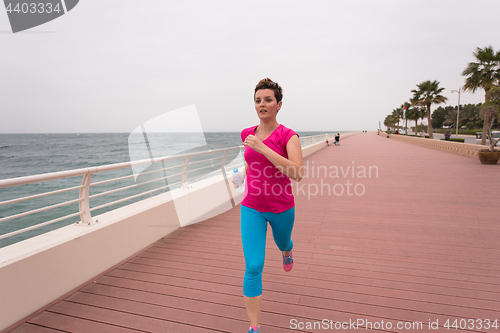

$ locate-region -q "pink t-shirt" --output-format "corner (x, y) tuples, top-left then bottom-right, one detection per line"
(241, 124), (299, 213)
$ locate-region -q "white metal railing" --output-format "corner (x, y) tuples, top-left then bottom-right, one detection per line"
(0, 133), (332, 244)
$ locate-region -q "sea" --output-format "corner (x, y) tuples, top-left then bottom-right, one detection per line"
(0, 131), (336, 248)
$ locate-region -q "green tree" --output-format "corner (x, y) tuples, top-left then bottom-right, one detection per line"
(411, 80), (448, 139)
(462, 46), (500, 144)
(402, 102), (411, 134)
(384, 114), (396, 132)
(431, 106), (450, 129)
(392, 107), (404, 132)
(406, 106), (425, 135)
(431, 104), (484, 131)
(443, 108), (458, 128)
(480, 86), (500, 151)
(459, 104), (481, 129)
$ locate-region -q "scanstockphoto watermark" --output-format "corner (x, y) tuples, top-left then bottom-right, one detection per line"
(246, 160), (379, 199)
(290, 318), (424, 330)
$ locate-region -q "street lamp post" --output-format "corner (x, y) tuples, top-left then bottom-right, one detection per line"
(451, 88), (461, 135)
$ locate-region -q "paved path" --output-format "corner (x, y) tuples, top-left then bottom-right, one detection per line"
(7, 133), (500, 333)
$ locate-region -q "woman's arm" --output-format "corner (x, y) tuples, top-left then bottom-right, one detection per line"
(243, 134), (303, 182)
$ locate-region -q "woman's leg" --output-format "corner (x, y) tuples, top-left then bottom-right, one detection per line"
(244, 295), (262, 327)
(267, 207), (295, 256)
(240, 205), (268, 327)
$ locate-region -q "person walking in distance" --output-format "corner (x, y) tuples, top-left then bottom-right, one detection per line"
(239, 78), (303, 333)
(334, 133), (340, 145)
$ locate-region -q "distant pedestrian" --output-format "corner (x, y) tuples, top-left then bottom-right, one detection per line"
(334, 133), (340, 145)
(444, 130), (451, 141)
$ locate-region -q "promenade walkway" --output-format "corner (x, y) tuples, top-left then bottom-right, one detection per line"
(7, 133), (500, 333)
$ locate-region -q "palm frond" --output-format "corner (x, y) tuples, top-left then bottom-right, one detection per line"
(461, 46), (500, 95)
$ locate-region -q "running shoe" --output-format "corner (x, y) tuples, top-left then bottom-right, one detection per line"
(248, 325), (261, 333)
(283, 251), (293, 272)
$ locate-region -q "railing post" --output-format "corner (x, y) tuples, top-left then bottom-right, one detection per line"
(220, 150), (228, 173)
(181, 157), (190, 189)
(221, 150), (237, 207)
(77, 173), (93, 225)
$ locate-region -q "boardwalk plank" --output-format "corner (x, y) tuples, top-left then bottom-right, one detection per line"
(9, 325), (64, 333)
(47, 301), (210, 333)
(28, 311), (141, 333)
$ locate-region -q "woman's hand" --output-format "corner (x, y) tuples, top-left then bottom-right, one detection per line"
(245, 134), (303, 182)
(243, 135), (269, 155)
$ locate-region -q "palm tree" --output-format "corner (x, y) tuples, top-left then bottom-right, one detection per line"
(384, 115), (391, 131)
(480, 86), (500, 151)
(384, 114), (396, 132)
(462, 46), (500, 144)
(402, 102), (411, 134)
(392, 107), (404, 133)
(406, 106), (425, 135)
(411, 80), (448, 139)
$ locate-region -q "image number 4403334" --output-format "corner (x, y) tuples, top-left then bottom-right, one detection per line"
(3, 0), (79, 33)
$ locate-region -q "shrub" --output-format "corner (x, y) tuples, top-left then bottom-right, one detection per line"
(440, 138), (465, 143)
(434, 129), (482, 135)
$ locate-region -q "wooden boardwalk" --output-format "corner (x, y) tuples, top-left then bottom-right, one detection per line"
(6, 133), (500, 333)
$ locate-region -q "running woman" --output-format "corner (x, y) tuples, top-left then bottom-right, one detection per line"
(240, 78), (303, 333)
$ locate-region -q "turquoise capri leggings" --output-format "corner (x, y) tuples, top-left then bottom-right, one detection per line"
(240, 204), (295, 297)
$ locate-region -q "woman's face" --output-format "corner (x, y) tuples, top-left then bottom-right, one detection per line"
(254, 89), (282, 120)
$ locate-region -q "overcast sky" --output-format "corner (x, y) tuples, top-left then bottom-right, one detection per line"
(1, 0), (499, 133)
